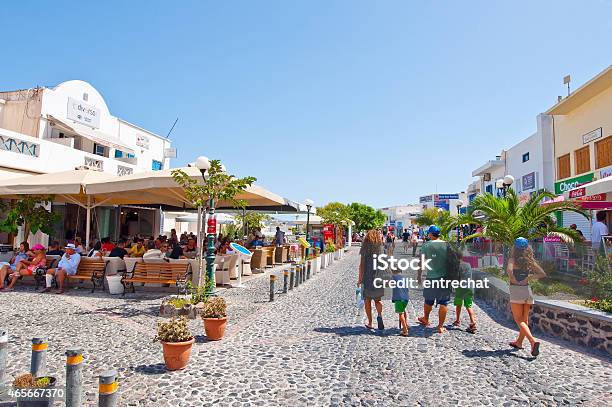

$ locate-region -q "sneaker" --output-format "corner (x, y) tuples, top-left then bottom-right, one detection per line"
(376, 315), (384, 330)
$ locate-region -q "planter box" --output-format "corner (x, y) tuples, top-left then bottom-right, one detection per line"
(315, 257), (321, 272)
(321, 255), (327, 269)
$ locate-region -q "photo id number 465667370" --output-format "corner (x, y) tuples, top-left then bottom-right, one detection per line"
(3, 387), (65, 401)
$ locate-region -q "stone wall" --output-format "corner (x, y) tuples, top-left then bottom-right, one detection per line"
(473, 271), (612, 355)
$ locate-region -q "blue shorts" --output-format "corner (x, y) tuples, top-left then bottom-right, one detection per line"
(423, 283), (451, 307)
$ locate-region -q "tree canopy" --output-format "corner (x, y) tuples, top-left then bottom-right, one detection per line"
(0, 196), (59, 242)
(347, 202), (386, 231)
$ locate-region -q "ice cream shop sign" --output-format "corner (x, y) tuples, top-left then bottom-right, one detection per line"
(554, 173), (594, 194)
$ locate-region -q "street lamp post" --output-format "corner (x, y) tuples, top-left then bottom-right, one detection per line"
(305, 199), (313, 259)
(501, 174), (515, 197)
(195, 156), (215, 294)
(456, 200), (464, 243)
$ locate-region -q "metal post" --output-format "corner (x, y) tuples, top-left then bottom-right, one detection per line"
(306, 261), (311, 280)
(269, 275), (276, 302)
(85, 196), (92, 250)
(98, 369), (119, 407)
(283, 270), (289, 293)
(289, 266), (295, 290)
(295, 265), (300, 287)
(0, 329), (7, 389)
(66, 348), (84, 407)
(30, 336), (47, 377)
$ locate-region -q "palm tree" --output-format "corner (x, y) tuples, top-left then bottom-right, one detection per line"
(465, 188), (588, 245)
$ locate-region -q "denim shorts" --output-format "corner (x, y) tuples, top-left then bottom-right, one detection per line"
(423, 284), (451, 306)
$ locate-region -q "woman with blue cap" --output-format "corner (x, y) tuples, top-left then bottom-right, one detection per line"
(506, 237), (546, 357)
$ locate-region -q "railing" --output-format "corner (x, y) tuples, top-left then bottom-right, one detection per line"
(117, 165), (133, 176)
(0, 134), (40, 157)
(84, 156), (103, 170)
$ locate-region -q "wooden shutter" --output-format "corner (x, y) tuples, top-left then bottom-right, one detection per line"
(595, 135), (612, 169)
(558, 154), (571, 179)
(574, 146), (590, 175)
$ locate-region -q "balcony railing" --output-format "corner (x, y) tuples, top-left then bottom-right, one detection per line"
(0, 135), (40, 157)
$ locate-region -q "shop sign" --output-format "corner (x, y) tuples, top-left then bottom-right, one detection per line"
(437, 193), (459, 200)
(577, 194), (606, 202)
(419, 195), (432, 203)
(569, 187), (586, 198)
(582, 127), (602, 144)
(600, 166), (612, 179)
(544, 236), (562, 243)
(136, 135), (150, 149)
(554, 173), (594, 194)
(522, 172), (536, 191)
(164, 148), (177, 158)
(67, 97), (100, 128)
(434, 201), (449, 211)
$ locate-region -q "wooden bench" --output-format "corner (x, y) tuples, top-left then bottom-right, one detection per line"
(121, 261), (191, 295)
(65, 259), (108, 292)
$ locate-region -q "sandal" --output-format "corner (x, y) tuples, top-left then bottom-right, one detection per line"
(531, 342), (540, 357)
(436, 326), (447, 334)
(452, 320), (460, 327)
(364, 324), (374, 330)
(466, 323), (477, 334)
(417, 317), (430, 327)
(400, 330), (409, 337)
(376, 316), (385, 330)
(509, 341), (523, 350)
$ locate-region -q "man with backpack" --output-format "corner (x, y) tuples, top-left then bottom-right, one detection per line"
(417, 225), (454, 334)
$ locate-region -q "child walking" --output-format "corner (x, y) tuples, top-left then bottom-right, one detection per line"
(392, 268), (409, 337)
(453, 255), (477, 333)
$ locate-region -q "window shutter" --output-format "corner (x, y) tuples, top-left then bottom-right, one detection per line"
(575, 146), (590, 175)
(596, 136), (611, 169)
(558, 154), (571, 179)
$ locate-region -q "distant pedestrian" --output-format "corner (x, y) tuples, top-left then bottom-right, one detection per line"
(591, 211), (609, 253)
(402, 229), (410, 253)
(411, 231), (419, 256)
(384, 232), (395, 256)
(452, 256), (477, 334)
(357, 229), (385, 330)
(507, 237), (546, 357)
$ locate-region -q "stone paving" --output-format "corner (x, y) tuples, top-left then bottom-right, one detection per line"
(0, 247), (611, 406)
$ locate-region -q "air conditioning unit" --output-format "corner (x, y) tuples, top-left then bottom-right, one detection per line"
(483, 173), (491, 181)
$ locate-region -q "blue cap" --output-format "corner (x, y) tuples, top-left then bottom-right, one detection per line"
(515, 237), (529, 249)
(428, 225), (441, 236)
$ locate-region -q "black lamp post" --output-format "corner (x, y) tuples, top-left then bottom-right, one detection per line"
(456, 200), (464, 243)
(195, 156), (215, 294)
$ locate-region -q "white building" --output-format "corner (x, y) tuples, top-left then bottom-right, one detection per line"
(379, 204), (422, 232)
(0, 80), (174, 245)
(0, 80), (172, 178)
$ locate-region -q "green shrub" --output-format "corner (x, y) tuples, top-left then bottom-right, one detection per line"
(167, 297), (190, 308)
(586, 255), (612, 301)
(584, 299), (612, 313)
(201, 297), (227, 319)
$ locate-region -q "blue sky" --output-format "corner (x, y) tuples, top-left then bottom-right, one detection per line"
(3, 1), (612, 208)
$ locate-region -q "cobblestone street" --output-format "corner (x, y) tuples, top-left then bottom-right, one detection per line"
(1, 248), (611, 406)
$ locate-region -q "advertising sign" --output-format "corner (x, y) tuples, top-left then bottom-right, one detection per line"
(437, 193), (459, 200)
(600, 166), (612, 179)
(396, 221), (403, 231)
(577, 194), (606, 202)
(434, 201), (449, 211)
(206, 216), (217, 235)
(136, 135), (150, 149)
(67, 97), (100, 128)
(544, 236), (562, 243)
(419, 195), (432, 203)
(522, 172), (536, 191)
(582, 127), (602, 144)
(554, 173), (594, 194)
(164, 148), (177, 158)
(568, 187), (586, 199)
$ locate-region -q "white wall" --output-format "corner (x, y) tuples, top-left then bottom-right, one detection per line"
(505, 133), (544, 195)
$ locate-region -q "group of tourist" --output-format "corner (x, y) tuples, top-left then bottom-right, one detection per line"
(357, 225), (545, 358)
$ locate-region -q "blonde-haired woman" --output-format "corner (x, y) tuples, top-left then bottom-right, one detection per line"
(357, 229), (385, 330)
(507, 237), (546, 357)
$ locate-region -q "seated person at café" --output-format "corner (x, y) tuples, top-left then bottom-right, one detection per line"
(74, 237), (85, 254)
(87, 241), (104, 259)
(143, 241), (170, 260)
(128, 238), (146, 257)
(47, 241), (65, 256)
(101, 237), (115, 252)
(167, 244), (184, 260)
(180, 232), (188, 245)
(183, 238), (198, 258)
(1, 244), (47, 291)
(0, 242), (31, 285)
(42, 243), (81, 294)
(250, 236), (264, 248)
(108, 239), (128, 259)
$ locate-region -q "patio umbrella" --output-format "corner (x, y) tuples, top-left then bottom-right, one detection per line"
(0, 169), (117, 247)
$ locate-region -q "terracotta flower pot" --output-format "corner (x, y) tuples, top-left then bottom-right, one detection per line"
(203, 317), (228, 341)
(161, 338), (194, 370)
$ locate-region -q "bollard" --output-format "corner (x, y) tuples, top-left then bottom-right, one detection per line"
(269, 275), (276, 302)
(295, 265), (300, 287)
(98, 369), (119, 407)
(0, 328), (7, 389)
(289, 267), (295, 290)
(66, 348), (84, 407)
(283, 270), (289, 293)
(306, 261), (311, 280)
(301, 264), (306, 283)
(30, 336), (47, 377)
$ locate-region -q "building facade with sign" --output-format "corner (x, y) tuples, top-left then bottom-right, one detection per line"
(545, 65), (612, 237)
(0, 80), (172, 179)
(419, 193), (467, 215)
(0, 80), (174, 245)
(379, 204), (422, 231)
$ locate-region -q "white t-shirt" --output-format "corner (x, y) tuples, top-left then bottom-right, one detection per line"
(591, 221), (609, 249)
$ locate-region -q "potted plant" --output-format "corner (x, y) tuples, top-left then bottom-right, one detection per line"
(325, 240), (336, 264)
(201, 297), (228, 340)
(155, 316), (195, 370)
(12, 373), (57, 407)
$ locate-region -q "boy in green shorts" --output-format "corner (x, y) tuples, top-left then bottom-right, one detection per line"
(392, 269), (409, 337)
(453, 261), (476, 333)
